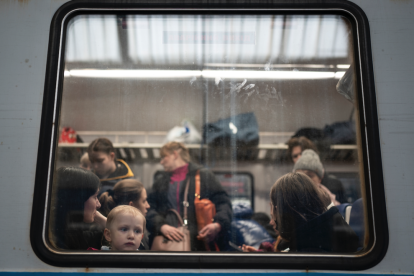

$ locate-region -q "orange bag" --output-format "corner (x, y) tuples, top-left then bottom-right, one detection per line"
(194, 170), (219, 251)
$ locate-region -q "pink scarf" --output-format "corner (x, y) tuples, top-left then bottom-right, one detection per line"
(170, 164), (188, 184)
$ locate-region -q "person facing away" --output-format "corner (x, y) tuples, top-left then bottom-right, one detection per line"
(88, 205), (146, 251)
(287, 136), (346, 203)
(52, 167), (107, 250)
(87, 138), (134, 195)
(293, 149), (341, 206)
(270, 172), (358, 253)
(147, 141), (232, 251)
(99, 179), (151, 250)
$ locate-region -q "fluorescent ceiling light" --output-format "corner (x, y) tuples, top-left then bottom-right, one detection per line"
(68, 69), (201, 78)
(205, 63), (334, 69)
(65, 69), (346, 80)
(202, 70), (338, 79)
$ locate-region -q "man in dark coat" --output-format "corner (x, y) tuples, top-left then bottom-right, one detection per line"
(147, 142), (232, 251)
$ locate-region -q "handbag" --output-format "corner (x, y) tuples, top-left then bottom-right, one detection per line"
(151, 180), (191, 251)
(194, 170), (219, 251)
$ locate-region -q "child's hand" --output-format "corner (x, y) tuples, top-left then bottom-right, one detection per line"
(241, 244), (257, 252)
(160, 224), (184, 241)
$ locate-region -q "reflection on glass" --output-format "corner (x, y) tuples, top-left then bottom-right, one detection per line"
(50, 13), (365, 253)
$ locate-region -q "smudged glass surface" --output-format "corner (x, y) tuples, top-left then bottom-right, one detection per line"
(51, 13), (365, 254)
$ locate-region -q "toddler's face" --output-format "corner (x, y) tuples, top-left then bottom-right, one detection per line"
(105, 212), (144, 251)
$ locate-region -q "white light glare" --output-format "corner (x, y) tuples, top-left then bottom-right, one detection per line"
(229, 122), (238, 134)
(335, 71), (346, 79)
(64, 70), (346, 80)
(337, 64), (351, 69)
(68, 69), (202, 78)
(202, 70), (336, 79)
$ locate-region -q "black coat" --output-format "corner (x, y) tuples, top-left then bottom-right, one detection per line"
(291, 206), (359, 253)
(59, 222), (103, 250)
(147, 162), (232, 251)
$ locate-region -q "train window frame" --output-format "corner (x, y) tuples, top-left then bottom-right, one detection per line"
(30, 0), (388, 270)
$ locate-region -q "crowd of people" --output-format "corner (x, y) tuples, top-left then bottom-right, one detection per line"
(52, 137), (359, 253)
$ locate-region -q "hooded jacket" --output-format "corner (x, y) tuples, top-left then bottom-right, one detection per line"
(98, 159), (134, 195)
(147, 162), (232, 251)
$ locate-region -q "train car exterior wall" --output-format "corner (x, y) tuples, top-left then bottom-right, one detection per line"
(0, 0), (413, 274)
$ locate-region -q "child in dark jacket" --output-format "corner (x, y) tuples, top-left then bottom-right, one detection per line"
(88, 138), (134, 196)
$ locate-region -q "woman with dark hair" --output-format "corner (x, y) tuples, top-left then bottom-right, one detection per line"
(99, 179), (149, 217)
(99, 179), (150, 250)
(88, 138), (134, 195)
(269, 172), (358, 253)
(53, 167), (106, 250)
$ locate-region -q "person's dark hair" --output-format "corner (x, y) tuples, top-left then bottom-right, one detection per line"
(270, 172), (326, 242)
(99, 179), (145, 217)
(287, 136), (318, 161)
(160, 141), (191, 163)
(88, 138), (115, 155)
(53, 167), (100, 249)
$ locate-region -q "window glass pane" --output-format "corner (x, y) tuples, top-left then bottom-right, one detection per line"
(50, 13), (364, 254)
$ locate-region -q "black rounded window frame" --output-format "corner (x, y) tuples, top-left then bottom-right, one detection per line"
(30, 0), (388, 270)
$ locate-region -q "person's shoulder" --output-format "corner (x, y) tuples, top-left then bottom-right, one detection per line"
(114, 159), (134, 177)
(150, 171), (170, 189)
(101, 159), (134, 182)
(187, 162), (203, 172)
(199, 168), (218, 182)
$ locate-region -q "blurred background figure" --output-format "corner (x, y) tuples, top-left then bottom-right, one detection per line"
(288, 137), (346, 203)
(79, 152), (91, 170)
(293, 149), (340, 206)
(87, 138), (134, 195)
(147, 142), (232, 251)
(287, 136), (319, 164)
